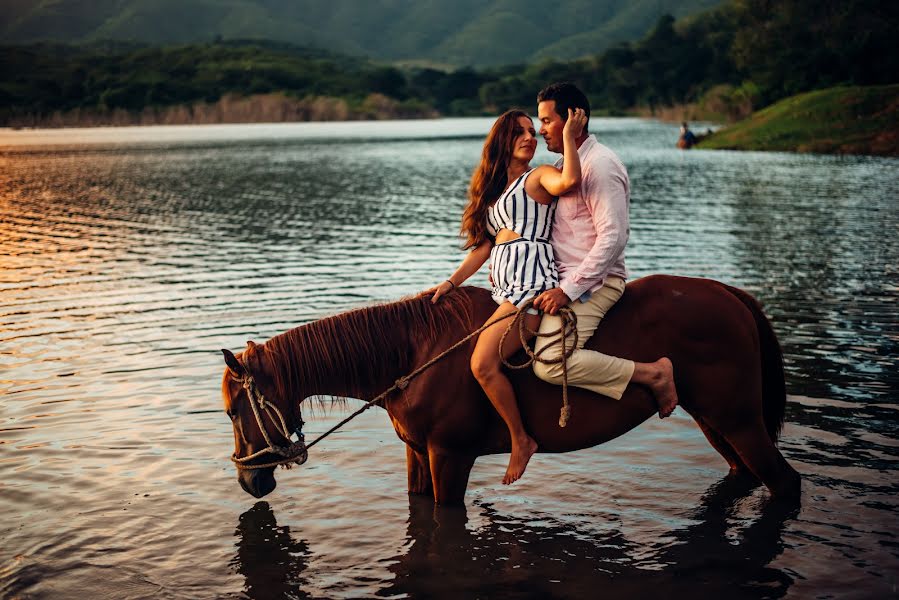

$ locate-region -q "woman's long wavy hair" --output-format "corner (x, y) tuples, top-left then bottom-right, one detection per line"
(461, 109), (531, 250)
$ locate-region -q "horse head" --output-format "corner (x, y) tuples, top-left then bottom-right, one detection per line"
(221, 342), (306, 499)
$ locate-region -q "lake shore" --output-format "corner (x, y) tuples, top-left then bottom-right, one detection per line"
(4, 92), (438, 129)
(697, 84), (899, 156)
(8, 85), (898, 161)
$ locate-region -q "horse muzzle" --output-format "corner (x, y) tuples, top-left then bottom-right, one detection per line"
(238, 467), (277, 498)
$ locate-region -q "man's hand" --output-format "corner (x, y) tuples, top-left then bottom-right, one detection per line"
(533, 287), (571, 315)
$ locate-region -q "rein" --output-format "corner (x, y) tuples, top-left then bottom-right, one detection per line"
(230, 297), (577, 471)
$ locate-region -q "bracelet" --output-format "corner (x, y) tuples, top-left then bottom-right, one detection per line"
(445, 279), (456, 289)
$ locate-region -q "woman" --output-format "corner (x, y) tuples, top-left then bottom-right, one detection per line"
(430, 107), (587, 485)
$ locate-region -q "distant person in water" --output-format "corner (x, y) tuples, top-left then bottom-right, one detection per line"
(528, 82), (678, 428)
(677, 121), (698, 149)
(430, 106), (588, 485)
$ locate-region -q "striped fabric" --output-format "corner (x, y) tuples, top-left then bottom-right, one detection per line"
(486, 169), (559, 308)
(486, 169), (556, 242)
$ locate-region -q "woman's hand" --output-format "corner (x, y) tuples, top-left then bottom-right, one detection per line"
(562, 107), (587, 142)
(430, 280), (455, 303)
(537, 108), (587, 197)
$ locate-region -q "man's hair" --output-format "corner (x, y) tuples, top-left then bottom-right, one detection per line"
(537, 82), (590, 131)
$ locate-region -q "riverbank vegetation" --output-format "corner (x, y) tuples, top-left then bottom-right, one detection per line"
(697, 85), (899, 156)
(1, 0), (895, 145)
(0, 41), (438, 126)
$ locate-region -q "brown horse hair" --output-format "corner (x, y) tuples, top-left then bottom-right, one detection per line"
(243, 289), (478, 411)
(461, 109), (531, 250)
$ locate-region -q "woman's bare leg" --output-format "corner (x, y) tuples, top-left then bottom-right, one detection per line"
(470, 302), (542, 484)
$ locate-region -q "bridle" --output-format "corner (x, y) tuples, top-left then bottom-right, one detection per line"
(229, 364), (308, 471)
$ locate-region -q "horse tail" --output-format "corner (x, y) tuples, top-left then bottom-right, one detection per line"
(720, 284), (787, 442)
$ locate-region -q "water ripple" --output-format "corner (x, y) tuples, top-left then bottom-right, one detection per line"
(1, 119), (897, 598)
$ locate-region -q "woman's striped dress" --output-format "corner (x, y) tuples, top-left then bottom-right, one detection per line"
(486, 168), (559, 308)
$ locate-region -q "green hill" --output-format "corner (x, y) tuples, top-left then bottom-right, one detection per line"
(0, 0), (723, 67)
(697, 85), (899, 156)
(2, 1), (895, 136)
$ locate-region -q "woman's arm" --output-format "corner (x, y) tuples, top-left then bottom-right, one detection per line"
(534, 108), (588, 197)
(431, 242), (492, 303)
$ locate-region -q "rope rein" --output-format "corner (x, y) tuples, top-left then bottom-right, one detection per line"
(498, 300), (578, 427)
(230, 296), (577, 470)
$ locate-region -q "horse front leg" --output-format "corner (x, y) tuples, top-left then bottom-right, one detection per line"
(406, 445), (433, 497)
(427, 446), (476, 506)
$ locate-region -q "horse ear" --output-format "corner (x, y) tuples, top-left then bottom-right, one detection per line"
(222, 349), (245, 378)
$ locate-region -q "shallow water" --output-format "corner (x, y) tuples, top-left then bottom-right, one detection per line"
(1, 119), (897, 599)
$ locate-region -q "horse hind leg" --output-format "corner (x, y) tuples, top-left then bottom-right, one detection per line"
(692, 415), (751, 477)
(718, 420), (801, 500)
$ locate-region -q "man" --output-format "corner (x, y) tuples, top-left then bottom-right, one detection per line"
(531, 82), (678, 418)
(678, 121), (698, 149)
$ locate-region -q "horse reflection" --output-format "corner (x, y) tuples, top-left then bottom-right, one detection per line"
(666, 475), (800, 596)
(386, 496), (638, 598)
(231, 501), (312, 600)
(385, 476), (799, 599)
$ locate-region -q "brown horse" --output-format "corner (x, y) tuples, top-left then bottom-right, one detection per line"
(221, 275), (801, 505)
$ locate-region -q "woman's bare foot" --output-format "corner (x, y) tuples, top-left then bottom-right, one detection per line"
(503, 435), (538, 485)
(651, 357), (679, 418)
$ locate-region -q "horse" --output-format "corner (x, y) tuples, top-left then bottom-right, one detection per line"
(220, 275), (801, 506)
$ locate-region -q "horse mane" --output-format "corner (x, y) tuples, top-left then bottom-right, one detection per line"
(248, 288), (480, 408)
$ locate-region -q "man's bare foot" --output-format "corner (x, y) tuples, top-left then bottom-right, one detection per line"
(503, 435), (538, 485)
(651, 357), (679, 418)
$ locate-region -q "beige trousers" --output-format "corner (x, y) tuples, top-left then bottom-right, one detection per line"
(532, 277), (635, 400)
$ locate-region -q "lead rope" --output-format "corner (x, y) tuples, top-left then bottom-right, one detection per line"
(499, 301), (578, 427)
(233, 296), (578, 470)
(302, 297), (577, 449)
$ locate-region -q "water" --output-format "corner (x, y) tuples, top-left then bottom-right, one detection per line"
(1, 118), (897, 599)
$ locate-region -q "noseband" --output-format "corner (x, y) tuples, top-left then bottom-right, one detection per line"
(229, 366), (308, 470)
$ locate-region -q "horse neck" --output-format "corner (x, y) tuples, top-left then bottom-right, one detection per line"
(265, 304), (419, 405)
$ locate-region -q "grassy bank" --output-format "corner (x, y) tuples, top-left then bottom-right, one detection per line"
(697, 85), (899, 156)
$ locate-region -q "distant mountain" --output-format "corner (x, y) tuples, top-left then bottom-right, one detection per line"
(0, 0), (724, 66)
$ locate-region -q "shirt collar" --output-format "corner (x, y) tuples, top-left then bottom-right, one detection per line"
(554, 133), (598, 166)
(577, 133), (598, 157)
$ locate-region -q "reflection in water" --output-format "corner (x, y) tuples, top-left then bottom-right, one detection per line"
(385, 477), (798, 599)
(232, 502), (311, 600)
(663, 477), (798, 598)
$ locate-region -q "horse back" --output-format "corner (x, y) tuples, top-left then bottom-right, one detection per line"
(506, 276), (763, 453)
(587, 275), (760, 363)
(405, 277), (763, 457)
